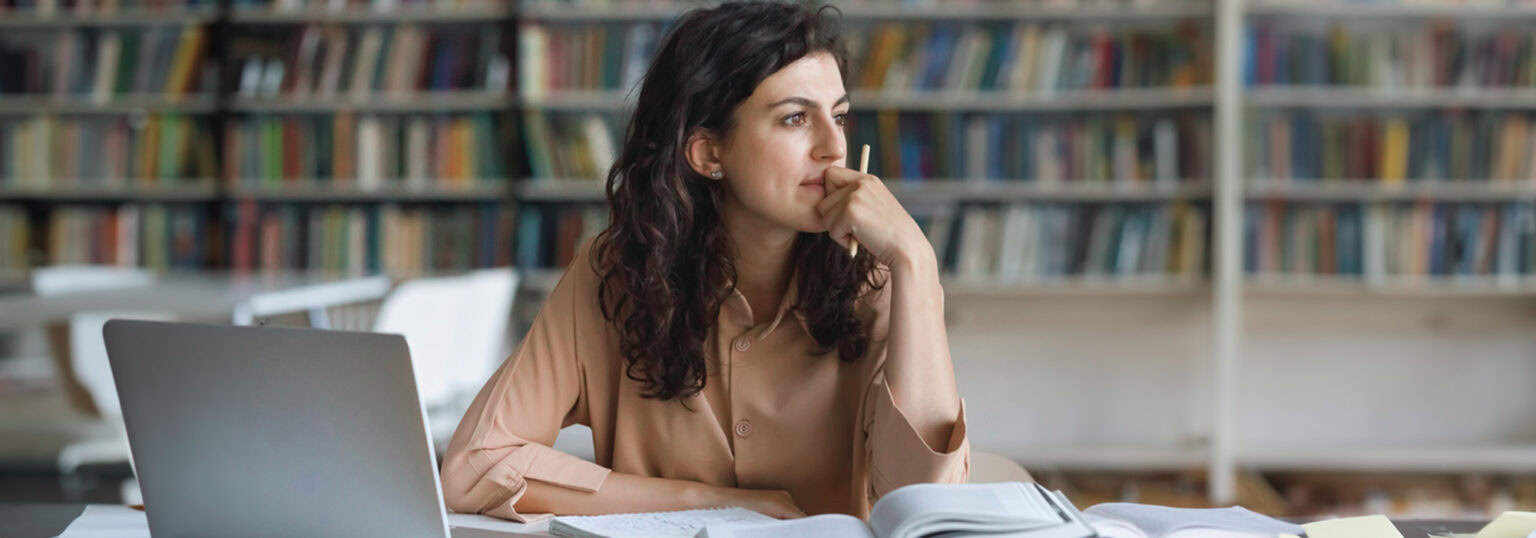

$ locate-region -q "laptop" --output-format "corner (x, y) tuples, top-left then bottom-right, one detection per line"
(102, 319), (534, 537)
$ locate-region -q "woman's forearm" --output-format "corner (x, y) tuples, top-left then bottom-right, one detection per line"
(516, 471), (804, 519)
(884, 243), (963, 450)
(517, 471), (715, 515)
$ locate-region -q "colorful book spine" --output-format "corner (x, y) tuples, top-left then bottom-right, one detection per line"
(1247, 110), (1536, 182)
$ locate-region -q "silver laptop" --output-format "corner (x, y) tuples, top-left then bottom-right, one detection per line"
(103, 319), (520, 537)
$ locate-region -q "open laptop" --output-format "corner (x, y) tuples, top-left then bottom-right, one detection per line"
(102, 319), (533, 537)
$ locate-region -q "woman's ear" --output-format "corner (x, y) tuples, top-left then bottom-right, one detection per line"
(684, 128), (725, 180)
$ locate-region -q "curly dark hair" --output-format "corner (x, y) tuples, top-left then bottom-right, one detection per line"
(590, 1), (885, 402)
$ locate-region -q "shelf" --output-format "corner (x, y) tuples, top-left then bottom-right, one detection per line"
(230, 91), (512, 113)
(230, 5), (511, 24)
(1247, 86), (1536, 109)
(0, 8), (218, 27)
(1246, 179), (1536, 202)
(515, 179), (1213, 203)
(1247, 0), (1536, 18)
(1245, 274), (1536, 297)
(1239, 445), (1536, 472)
(0, 94), (219, 115)
(1003, 443), (1210, 470)
(520, 88), (1215, 112)
(520, 1), (1213, 21)
(230, 182), (511, 201)
(0, 183), (220, 201)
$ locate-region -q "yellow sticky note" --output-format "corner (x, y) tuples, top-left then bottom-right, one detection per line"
(1303, 515), (1403, 538)
(1477, 511), (1536, 538)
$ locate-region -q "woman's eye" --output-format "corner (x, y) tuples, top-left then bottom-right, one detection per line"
(783, 113), (807, 127)
(834, 113), (848, 127)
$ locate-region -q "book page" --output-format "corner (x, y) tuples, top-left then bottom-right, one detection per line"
(1084, 504), (1303, 537)
(549, 507), (776, 538)
(870, 482), (1063, 538)
(694, 514), (875, 538)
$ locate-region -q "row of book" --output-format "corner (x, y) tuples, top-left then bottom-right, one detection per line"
(852, 22), (1210, 93)
(0, 0), (217, 14)
(238, 0), (505, 10)
(231, 24), (510, 99)
(848, 110), (1210, 182)
(1, 114), (219, 185)
(517, 21), (1212, 96)
(1245, 23), (1536, 88)
(517, 23), (657, 98)
(0, 26), (209, 98)
(1246, 110), (1536, 182)
(512, 203), (606, 269)
(37, 203), (211, 270)
(226, 201), (514, 276)
(224, 112), (507, 186)
(0, 206), (27, 273)
(520, 110), (1211, 182)
(1245, 201), (1536, 277)
(934, 202), (1208, 280)
(0, 0), (493, 12)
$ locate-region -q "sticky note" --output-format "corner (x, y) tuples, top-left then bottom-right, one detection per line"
(1477, 512), (1536, 538)
(1303, 515), (1403, 538)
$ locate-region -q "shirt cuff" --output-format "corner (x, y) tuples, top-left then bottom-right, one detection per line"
(865, 380), (971, 500)
(473, 442), (612, 522)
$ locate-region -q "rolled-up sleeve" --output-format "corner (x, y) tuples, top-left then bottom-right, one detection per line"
(863, 370), (971, 502)
(440, 264), (611, 522)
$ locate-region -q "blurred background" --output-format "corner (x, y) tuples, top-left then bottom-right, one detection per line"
(2, 0), (1535, 521)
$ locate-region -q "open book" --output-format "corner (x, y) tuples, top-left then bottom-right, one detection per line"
(1082, 504), (1304, 538)
(695, 482), (1098, 538)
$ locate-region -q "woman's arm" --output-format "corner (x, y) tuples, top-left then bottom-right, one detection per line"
(818, 168), (962, 450)
(882, 245), (962, 449)
(518, 472), (807, 519)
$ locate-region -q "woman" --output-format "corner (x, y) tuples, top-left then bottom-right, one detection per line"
(441, 1), (967, 522)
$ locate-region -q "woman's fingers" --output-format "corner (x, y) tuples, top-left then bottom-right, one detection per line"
(822, 166), (870, 191)
(816, 181), (857, 216)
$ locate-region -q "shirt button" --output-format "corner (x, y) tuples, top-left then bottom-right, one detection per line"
(733, 336), (751, 352)
(734, 420), (753, 438)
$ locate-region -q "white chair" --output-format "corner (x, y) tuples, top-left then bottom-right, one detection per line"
(16, 266), (170, 477)
(372, 268), (518, 448)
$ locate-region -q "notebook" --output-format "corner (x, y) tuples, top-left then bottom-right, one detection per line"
(1083, 504), (1305, 538)
(549, 507), (776, 538)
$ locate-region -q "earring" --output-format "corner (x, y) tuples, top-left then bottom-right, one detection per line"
(709, 170), (723, 179)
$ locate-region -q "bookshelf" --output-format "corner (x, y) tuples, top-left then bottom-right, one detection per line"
(1228, 0), (1536, 511)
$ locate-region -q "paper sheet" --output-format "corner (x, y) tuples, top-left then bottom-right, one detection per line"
(56, 505), (150, 538)
(1302, 515), (1403, 538)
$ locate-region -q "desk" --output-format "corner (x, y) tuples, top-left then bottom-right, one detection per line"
(0, 503), (1495, 538)
(0, 271), (392, 330)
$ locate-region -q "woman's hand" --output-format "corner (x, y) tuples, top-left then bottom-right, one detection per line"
(816, 167), (934, 268)
(699, 485), (807, 519)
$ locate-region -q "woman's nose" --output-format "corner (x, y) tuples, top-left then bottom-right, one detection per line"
(813, 118), (846, 163)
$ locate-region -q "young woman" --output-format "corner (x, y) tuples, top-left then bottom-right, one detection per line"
(441, 1), (967, 522)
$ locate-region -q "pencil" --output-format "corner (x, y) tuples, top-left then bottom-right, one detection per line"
(849, 144), (870, 258)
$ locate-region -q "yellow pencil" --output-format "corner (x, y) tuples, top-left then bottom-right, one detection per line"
(849, 144), (870, 258)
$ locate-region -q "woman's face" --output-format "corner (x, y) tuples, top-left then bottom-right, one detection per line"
(713, 51), (849, 234)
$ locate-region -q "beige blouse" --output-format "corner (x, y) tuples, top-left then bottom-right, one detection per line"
(440, 242), (970, 522)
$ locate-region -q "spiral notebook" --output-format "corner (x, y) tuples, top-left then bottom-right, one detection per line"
(548, 506), (777, 538)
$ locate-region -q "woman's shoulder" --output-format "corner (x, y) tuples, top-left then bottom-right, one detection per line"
(542, 238), (607, 310)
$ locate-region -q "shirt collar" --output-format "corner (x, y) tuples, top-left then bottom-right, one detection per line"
(725, 267), (810, 342)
